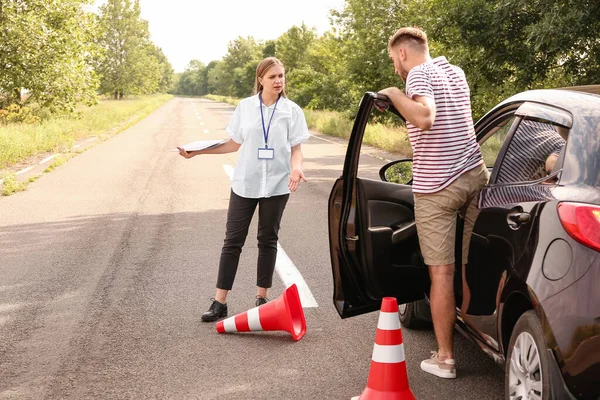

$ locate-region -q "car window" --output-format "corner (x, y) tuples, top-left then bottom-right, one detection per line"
(495, 118), (568, 184)
(479, 115), (516, 168)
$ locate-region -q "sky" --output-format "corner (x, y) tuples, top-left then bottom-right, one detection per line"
(109, 0), (347, 73)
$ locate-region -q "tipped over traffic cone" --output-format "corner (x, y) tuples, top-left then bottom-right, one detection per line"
(216, 284), (307, 341)
(352, 297), (415, 400)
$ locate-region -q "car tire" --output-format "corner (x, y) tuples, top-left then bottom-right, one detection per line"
(399, 300), (426, 329)
(505, 310), (552, 400)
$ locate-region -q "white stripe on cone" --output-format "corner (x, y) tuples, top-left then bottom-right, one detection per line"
(223, 316), (237, 332)
(371, 343), (406, 364)
(377, 311), (401, 330)
(247, 307), (263, 331)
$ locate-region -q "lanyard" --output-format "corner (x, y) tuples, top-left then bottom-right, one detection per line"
(259, 93), (280, 148)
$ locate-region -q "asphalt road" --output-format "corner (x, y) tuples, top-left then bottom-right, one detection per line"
(0, 97), (505, 400)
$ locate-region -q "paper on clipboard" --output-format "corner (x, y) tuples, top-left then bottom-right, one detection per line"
(172, 139), (228, 152)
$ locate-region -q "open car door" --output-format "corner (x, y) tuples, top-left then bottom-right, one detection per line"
(328, 92), (429, 318)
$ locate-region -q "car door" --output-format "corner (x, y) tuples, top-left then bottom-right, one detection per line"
(463, 102), (573, 351)
(329, 92), (428, 318)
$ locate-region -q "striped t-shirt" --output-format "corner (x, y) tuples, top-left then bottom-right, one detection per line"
(495, 120), (565, 184)
(405, 56), (483, 193)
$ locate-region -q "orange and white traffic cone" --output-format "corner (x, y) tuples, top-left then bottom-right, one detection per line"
(352, 297), (415, 400)
(215, 283), (307, 341)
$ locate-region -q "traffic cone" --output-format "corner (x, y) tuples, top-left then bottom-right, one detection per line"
(352, 297), (415, 400)
(215, 283), (307, 341)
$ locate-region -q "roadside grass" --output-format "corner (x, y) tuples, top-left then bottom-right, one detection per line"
(204, 95), (413, 157)
(0, 94), (173, 170)
(0, 173), (37, 196)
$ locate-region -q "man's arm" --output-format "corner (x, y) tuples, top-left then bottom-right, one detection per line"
(379, 87), (436, 131)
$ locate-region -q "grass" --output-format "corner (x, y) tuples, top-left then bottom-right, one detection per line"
(205, 96), (413, 157)
(0, 94), (173, 170)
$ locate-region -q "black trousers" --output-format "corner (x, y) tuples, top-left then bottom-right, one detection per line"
(216, 190), (289, 290)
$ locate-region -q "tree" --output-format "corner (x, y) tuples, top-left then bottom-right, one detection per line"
(408, 0), (600, 118)
(95, 0), (170, 98)
(331, 0), (409, 106)
(221, 36), (263, 97)
(285, 32), (355, 111)
(0, 0), (100, 112)
(275, 24), (316, 72)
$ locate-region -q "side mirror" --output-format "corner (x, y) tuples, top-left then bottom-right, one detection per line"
(379, 159), (413, 185)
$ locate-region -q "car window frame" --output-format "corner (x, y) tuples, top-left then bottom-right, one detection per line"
(480, 102), (573, 187)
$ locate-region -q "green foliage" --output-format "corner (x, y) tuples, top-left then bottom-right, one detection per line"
(0, 0), (100, 112)
(1, 174), (27, 196)
(408, 0), (600, 119)
(384, 161), (413, 184)
(94, 0), (173, 98)
(0, 104), (41, 125)
(178, 0), (600, 128)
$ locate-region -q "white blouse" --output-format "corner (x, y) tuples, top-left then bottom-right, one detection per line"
(226, 94), (310, 198)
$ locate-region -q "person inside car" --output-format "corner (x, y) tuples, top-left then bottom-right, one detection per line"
(495, 120), (567, 185)
(377, 27), (489, 379)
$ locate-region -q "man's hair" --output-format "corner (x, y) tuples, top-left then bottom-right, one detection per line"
(388, 27), (428, 53)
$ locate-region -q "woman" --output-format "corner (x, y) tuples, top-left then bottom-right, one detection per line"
(177, 57), (310, 322)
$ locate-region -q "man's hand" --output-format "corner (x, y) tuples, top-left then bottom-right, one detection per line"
(288, 168), (307, 192)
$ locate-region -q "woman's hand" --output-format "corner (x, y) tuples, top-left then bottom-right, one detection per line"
(177, 147), (195, 159)
(288, 168), (307, 192)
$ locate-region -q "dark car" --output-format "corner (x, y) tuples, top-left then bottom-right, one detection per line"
(328, 87), (600, 400)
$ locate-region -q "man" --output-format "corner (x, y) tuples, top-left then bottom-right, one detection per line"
(378, 27), (489, 379)
(496, 119), (566, 184)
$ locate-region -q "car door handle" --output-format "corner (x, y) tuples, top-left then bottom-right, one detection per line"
(507, 211), (530, 229)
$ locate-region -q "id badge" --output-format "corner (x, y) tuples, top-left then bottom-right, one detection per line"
(258, 147), (274, 160)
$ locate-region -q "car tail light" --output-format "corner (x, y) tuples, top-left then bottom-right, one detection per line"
(557, 202), (600, 252)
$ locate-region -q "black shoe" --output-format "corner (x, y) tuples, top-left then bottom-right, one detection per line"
(255, 296), (269, 307)
(201, 298), (227, 322)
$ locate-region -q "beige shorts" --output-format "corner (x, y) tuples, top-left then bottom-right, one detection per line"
(414, 164), (490, 266)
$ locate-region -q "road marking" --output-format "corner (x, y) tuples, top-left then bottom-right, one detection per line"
(221, 164), (318, 308)
(199, 121), (205, 126)
(72, 144), (81, 149)
(39, 155), (55, 165)
(16, 166), (34, 175)
(86, 138), (97, 143)
(203, 129), (209, 134)
(274, 244), (318, 308)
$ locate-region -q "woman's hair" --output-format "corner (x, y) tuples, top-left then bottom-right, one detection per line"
(253, 57), (287, 97)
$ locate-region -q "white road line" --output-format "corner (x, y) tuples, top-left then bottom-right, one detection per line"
(16, 166), (34, 175)
(39, 155), (55, 164)
(86, 138), (97, 143)
(221, 164), (318, 308)
(203, 129), (209, 134)
(72, 144), (80, 149)
(199, 121), (205, 126)
(274, 244), (318, 308)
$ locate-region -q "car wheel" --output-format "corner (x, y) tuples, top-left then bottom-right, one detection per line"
(399, 300), (424, 328)
(505, 310), (551, 400)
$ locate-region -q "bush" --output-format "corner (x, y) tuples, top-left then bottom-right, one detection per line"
(0, 104), (41, 125)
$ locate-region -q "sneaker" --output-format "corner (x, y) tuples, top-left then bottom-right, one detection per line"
(420, 351), (456, 379)
(255, 296), (269, 307)
(201, 298), (227, 322)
